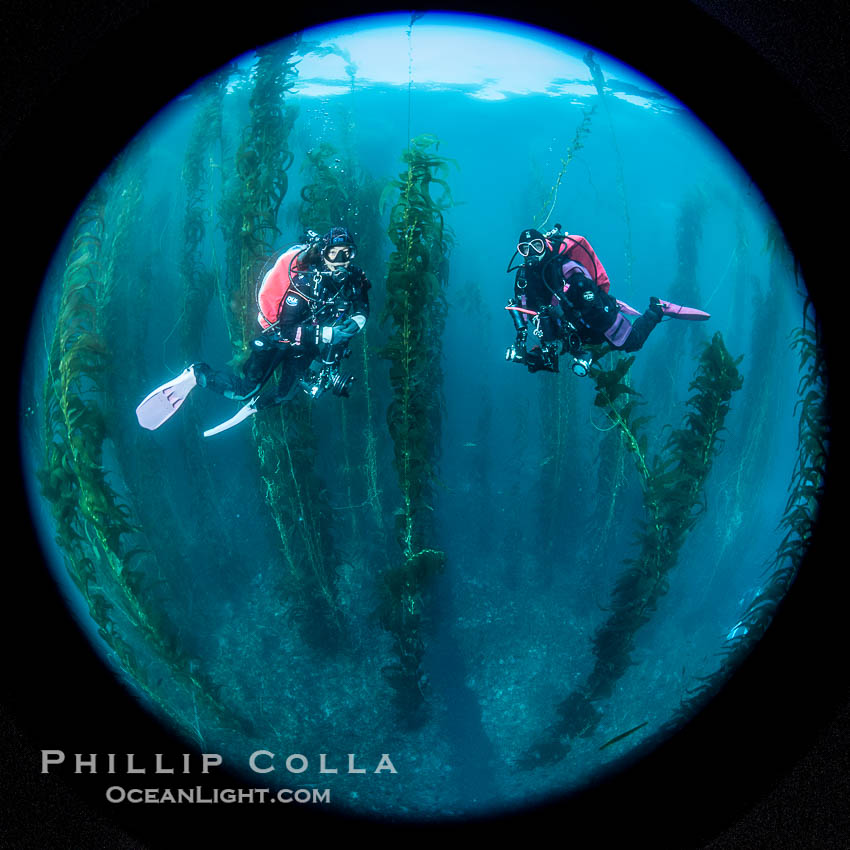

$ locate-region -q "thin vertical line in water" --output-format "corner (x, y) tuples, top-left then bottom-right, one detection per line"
(585, 50), (634, 295)
(406, 13), (415, 151)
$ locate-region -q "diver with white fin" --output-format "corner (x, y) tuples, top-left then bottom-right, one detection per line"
(504, 224), (708, 377)
(136, 227), (371, 435)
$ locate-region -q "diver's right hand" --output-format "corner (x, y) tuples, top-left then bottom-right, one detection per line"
(321, 318), (360, 345)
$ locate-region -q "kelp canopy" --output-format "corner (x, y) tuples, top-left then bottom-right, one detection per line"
(19, 16), (823, 822)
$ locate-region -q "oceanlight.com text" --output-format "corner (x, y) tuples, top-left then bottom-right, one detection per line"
(105, 786), (331, 804)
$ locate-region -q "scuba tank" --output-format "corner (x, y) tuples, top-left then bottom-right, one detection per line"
(254, 230), (325, 329)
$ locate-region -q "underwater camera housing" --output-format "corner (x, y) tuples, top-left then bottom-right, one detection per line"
(298, 364), (355, 399)
(507, 340), (561, 373)
(299, 346), (355, 399)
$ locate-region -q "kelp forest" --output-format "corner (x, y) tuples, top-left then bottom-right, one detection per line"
(22, 19), (826, 819)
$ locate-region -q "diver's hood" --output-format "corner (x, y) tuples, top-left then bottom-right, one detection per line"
(518, 227), (545, 243)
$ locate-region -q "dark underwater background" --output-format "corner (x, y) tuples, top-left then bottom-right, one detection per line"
(17, 12), (826, 822)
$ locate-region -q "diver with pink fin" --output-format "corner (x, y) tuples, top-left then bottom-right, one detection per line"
(505, 224), (709, 376)
(135, 227), (370, 436)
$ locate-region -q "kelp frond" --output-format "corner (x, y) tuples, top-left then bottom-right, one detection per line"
(522, 332), (743, 767)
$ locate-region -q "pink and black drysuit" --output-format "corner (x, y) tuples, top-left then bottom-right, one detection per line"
(513, 232), (661, 360)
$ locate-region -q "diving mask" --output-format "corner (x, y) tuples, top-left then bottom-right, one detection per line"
(518, 239), (546, 258)
(323, 244), (355, 267)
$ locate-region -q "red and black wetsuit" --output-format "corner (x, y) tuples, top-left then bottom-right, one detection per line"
(198, 244), (371, 408)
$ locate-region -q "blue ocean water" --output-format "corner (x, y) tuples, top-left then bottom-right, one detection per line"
(19, 12), (815, 822)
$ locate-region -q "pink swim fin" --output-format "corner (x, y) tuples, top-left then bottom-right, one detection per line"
(616, 298), (710, 321)
(135, 367), (198, 430)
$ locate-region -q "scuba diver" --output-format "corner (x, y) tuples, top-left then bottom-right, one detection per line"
(136, 226), (370, 436)
(504, 225), (706, 377)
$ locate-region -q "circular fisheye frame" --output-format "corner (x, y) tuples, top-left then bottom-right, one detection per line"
(19, 11), (826, 823)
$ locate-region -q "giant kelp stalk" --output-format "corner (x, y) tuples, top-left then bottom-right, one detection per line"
(218, 40), (299, 359)
(587, 350), (638, 571)
(97, 149), (196, 586)
(236, 41), (299, 341)
(536, 105), (595, 231)
(297, 141), (356, 235)
(666, 296), (827, 726)
(302, 80), (393, 539)
(219, 40), (344, 650)
(210, 40), (340, 647)
(179, 72), (227, 357)
(377, 134), (454, 725)
(37, 186), (248, 745)
(337, 157), (389, 540)
(520, 332), (743, 767)
(215, 69), (249, 359)
(256, 401), (342, 649)
(100, 145), (151, 381)
(356, 306), (387, 537)
(296, 141), (387, 541)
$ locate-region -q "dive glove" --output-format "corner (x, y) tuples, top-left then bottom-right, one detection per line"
(320, 316), (364, 345)
(647, 297), (664, 322)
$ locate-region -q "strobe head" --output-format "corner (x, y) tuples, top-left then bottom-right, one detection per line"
(506, 344), (525, 363)
(571, 351), (593, 377)
(331, 372), (355, 397)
